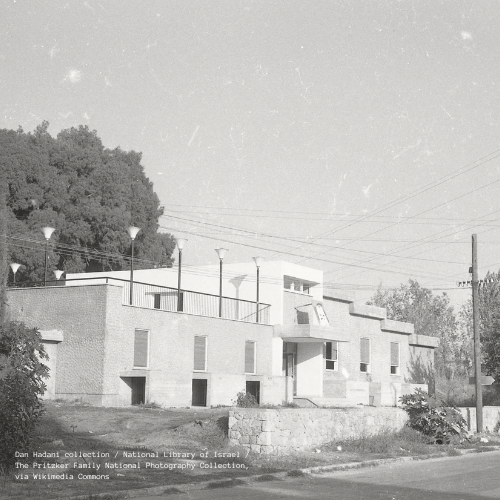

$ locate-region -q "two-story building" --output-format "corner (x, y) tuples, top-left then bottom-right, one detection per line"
(5, 260), (437, 407)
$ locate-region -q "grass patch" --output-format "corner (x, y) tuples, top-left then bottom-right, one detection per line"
(162, 487), (184, 495)
(205, 478), (247, 489)
(287, 469), (307, 477)
(254, 474), (281, 482)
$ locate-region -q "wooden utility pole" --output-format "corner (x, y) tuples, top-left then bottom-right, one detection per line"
(472, 234), (483, 433)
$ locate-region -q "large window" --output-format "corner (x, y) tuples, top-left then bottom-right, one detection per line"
(245, 341), (256, 374)
(390, 342), (400, 375)
(194, 336), (207, 372)
(360, 338), (370, 373)
(134, 329), (149, 368)
(325, 341), (338, 371)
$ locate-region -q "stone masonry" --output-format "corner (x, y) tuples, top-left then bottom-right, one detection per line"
(229, 407), (409, 454)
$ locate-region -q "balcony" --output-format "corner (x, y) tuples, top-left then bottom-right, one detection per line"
(13, 276), (271, 324)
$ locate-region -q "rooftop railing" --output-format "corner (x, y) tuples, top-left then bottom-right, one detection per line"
(8, 276), (271, 325)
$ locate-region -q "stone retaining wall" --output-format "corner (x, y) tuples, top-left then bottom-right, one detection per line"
(228, 407), (409, 454)
(458, 406), (500, 433)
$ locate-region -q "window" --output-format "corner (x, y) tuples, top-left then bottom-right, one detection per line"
(245, 341), (256, 374)
(390, 342), (400, 375)
(153, 293), (161, 309)
(134, 329), (149, 368)
(194, 336), (207, 372)
(325, 341), (338, 371)
(360, 338), (370, 372)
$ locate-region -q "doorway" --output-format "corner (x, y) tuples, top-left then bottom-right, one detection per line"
(192, 379), (207, 406)
(246, 381), (261, 404)
(131, 377), (146, 405)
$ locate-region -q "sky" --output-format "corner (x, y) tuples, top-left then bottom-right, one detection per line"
(3, 0), (500, 307)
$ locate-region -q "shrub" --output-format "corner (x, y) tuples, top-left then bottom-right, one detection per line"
(0, 322), (49, 474)
(235, 391), (259, 408)
(400, 389), (467, 443)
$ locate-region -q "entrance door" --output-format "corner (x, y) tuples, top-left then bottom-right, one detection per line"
(284, 353), (296, 396)
(131, 377), (146, 405)
(192, 379), (207, 406)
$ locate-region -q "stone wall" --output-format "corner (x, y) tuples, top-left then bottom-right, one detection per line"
(229, 407), (409, 454)
(458, 406), (500, 433)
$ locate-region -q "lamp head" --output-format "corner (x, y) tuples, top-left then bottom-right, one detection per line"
(215, 248), (228, 260)
(42, 226), (55, 240)
(176, 238), (187, 250)
(253, 256), (264, 268)
(10, 263), (21, 274)
(128, 226), (141, 240)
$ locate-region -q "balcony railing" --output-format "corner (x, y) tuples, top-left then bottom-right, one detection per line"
(9, 276), (271, 324)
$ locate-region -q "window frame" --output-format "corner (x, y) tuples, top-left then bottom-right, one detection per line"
(193, 335), (208, 372)
(360, 337), (371, 373)
(134, 329), (150, 369)
(325, 341), (338, 371)
(245, 341), (257, 374)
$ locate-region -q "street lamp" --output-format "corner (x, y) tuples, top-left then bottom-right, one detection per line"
(42, 227), (55, 286)
(128, 226), (141, 305)
(10, 263), (21, 287)
(215, 248), (228, 318)
(253, 257), (264, 323)
(176, 238), (187, 311)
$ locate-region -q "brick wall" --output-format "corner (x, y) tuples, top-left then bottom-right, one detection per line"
(6, 285), (281, 407)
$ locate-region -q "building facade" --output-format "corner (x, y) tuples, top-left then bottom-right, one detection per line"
(5, 261), (437, 407)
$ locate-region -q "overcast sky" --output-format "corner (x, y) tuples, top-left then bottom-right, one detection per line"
(3, 0), (500, 305)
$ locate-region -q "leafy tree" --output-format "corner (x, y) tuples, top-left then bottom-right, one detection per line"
(0, 322), (49, 474)
(2, 123), (175, 284)
(369, 280), (464, 380)
(458, 270), (500, 383)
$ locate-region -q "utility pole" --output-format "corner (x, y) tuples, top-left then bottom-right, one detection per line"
(472, 234), (483, 433)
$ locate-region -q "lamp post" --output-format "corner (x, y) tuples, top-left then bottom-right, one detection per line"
(253, 257), (264, 323)
(10, 263), (21, 287)
(215, 248), (228, 318)
(176, 238), (187, 311)
(42, 227), (55, 286)
(128, 226), (141, 305)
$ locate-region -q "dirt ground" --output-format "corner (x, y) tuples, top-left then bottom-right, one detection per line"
(2, 401), (499, 500)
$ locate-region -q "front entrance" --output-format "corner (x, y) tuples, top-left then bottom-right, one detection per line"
(192, 379), (207, 406)
(283, 342), (298, 396)
(131, 377), (146, 405)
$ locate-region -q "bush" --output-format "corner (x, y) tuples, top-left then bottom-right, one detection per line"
(235, 391), (259, 408)
(400, 389), (467, 443)
(0, 322), (49, 474)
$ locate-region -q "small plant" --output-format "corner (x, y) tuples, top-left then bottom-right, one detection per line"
(235, 392), (259, 408)
(400, 389), (468, 443)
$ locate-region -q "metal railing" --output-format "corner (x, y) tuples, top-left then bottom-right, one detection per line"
(8, 276), (271, 324)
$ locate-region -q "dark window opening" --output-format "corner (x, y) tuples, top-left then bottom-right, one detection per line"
(246, 381), (260, 404)
(154, 293), (161, 309)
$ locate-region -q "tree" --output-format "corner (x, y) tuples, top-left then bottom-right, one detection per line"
(458, 270), (500, 383)
(2, 123), (175, 284)
(369, 280), (466, 380)
(0, 322), (49, 474)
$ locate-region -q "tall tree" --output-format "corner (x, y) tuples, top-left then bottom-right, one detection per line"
(369, 280), (463, 379)
(459, 270), (500, 382)
(2, 123), (175, 283)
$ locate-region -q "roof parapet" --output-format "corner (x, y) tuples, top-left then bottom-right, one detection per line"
(349, 303), (386, 320)
(409, 334), (440, 348)
(380, 319), (414, 335)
